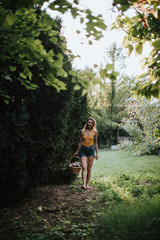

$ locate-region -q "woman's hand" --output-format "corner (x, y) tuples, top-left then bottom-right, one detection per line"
(74, 151), (79, 157)
(95, 154), (98, 160)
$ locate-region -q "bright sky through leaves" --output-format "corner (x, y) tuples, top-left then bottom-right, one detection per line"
(44, 0), (151, 76)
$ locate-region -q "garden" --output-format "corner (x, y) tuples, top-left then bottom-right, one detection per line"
(0, 149), (160, 240)
(0, 1), (160, 239)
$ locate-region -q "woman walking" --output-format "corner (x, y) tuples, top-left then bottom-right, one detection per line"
(74, 117), (98, 189)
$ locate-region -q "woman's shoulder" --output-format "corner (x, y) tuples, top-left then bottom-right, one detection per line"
(94, 129), (98, 135)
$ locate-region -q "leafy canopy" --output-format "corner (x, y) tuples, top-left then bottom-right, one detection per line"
(112, 0), (160, 99)
(0, 0), (107, 102)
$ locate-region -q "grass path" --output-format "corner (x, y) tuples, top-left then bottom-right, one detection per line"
(91, 149), (160, 179)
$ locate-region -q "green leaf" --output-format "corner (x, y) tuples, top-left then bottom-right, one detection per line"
(86, 21), (95, 33)
(93, 64), (98, 68)
(59, 42), (66, 51)
(74, 84), (81, 90)
(121, 3), (130, 12)
(9, 65), (17, 72)
(80, 17), (84, 24)
(30, 83), (38, 89)
(121, 39), (130, 48)
(151, 89), (159, 99)
(95, 18), (107, 30)
(69, 70), (77, 77)
(20, 72), (26, 79)
(112, 71), (120, 78)
(92, 78), (100, 84)
(127, 44), (134, 57)
(89, 40), (93, 45)
(135, 42), (143, 55)
(50, 37), (58, 44)
(152, 40), (160, 49)
(145, 91), (151, 100)
(99, 69), (107, 79)
(136, 73), (149, 79)
(42, 14), (54, 26)
(110, 73), (117, 80)
(49, 30), (58, 37)
(106, 64), (114, 71)
(71, 7), (79, 18)
(5, 14), (16, 25)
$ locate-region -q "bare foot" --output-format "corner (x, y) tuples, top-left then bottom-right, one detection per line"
(86, 185), (90, 189)
(81, 186), (86, 190)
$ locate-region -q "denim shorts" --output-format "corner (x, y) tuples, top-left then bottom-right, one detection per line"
(79, 145), (95, 158)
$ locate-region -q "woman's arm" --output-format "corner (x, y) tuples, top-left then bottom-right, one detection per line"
(74, 131), (83, 157)
(94, 131), (98, 160)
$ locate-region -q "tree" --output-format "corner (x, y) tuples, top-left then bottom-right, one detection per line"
(0, 6), (68, 103)
(94, 43), (130, 145)
(0, 0), (107, 102)
(90, 43), (132, 145)
(112, 0), (160, 99)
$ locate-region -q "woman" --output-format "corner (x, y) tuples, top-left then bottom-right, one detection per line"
(74, 117), (98, 189)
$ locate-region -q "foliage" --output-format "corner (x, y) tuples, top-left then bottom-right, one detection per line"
(1, 0), (107, 40)
(93, 198), (160, 240)
(91, 43), (132, 145)
(91, 150), (160, 240)
(112, 0), (160, 99)
(0, 0), (107, 101)
(0, 11), (89, 206)
(119, 97), (160, 155)
(1, 150), (160, 240)
(92, 173), (160, 202)
(0, 6), (68, 102)
(0, 208), (96, 240)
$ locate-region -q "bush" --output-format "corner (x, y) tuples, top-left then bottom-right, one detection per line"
(0, 11), (90, 206)
(119, 98), (160, 155)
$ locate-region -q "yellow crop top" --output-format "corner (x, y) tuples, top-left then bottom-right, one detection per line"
(82, 130), (95, 147)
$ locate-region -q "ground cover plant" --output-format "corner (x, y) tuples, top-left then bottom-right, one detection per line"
(1, 149), (160, 240)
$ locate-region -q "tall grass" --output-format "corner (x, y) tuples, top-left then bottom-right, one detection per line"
(93, 198), (160, 240)
(90, 150), (160, 240)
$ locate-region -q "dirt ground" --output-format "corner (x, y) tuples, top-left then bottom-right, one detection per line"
(0, 179), (100, 237)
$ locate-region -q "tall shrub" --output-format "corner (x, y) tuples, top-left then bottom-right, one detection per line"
(0, 9), (89, 205)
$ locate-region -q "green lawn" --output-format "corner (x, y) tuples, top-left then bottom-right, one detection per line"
(90, 149), (160, 240)
(91, 149), (160, 179)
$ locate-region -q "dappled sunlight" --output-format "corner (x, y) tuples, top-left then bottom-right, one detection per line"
(91, 176), (134, 203)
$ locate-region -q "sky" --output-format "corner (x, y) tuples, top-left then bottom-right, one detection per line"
(43, 0), (151, 77)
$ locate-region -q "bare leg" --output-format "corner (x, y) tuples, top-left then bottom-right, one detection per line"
(86, 156), (94, 188)
(81, 156), (88, 188)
